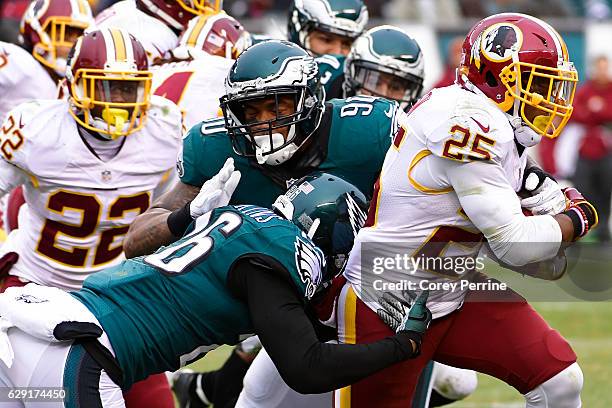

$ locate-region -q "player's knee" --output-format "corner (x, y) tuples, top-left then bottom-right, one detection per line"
(432, 363), (478, 400)
(524, 362), (583, 408)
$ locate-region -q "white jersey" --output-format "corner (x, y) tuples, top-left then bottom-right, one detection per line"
(91, 0), (178, 63)
(0, 42), (57, 122)
(344, 84), (544, 319)
(152, 56), (233, 129)
(0, 96), (182, 290)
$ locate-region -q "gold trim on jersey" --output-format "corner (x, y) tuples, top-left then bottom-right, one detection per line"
(408, 150), (453, 194)
(35, 189), (103, 268)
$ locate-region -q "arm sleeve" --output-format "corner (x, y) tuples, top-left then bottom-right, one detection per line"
(0, 159), (27, 197)
(237, 259), (416, 394)
(445, 158), (562, 266)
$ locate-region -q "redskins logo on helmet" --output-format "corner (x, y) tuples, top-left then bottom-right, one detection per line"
(20, 0), (93, 77)
(173, 12), (251, 60)
(459, 13), (578, 140)
(66, 28), (153, 139)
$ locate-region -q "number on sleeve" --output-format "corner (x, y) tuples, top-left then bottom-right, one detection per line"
(1, 115), (24, 161)
(442, 125), (495, 161)
(145, 211), (243, 274)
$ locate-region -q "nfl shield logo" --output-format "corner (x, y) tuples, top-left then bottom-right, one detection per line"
(101, 170), (112, 182)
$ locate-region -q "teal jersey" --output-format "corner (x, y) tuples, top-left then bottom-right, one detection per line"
(179, 96), (397, 206)
(316, 54), (346, 100)
(72, 205), (324, 389)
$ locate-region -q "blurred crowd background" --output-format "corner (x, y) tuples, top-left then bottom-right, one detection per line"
(1, 0), (610, 241)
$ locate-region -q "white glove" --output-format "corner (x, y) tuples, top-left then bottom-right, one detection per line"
(520, 172), (567, 215)
(189, 158), (241, 219)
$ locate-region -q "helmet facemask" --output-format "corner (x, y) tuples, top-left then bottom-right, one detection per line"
(348, 61), (423, 110)
(500, 60), (577, 139)
(221, 83), (323, 166)
(69, 68), (152, 139)
(176, 0), (222, 16)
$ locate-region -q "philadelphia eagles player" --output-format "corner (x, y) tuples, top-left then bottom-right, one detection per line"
(123, 39), (399, 408)
(318, 25), (426, 102)
(0, 172), (432, 407)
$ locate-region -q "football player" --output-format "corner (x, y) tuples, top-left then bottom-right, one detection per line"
(0, 28), (182, 407)
(152, 12), (251, 130)
(91, 0), (222, 64)
(288, 0), (367, 57)
(124, 39), (398, 407)
(0, 172), (432, 408)
(287, 0), (368, 99)
(335, 13), (593, 407)
(0, 0), (93, 120)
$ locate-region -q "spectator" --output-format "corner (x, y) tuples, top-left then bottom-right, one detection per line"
(432, 36), (463, 89)
(570, 55), (612, 242)
(0, 0), (29, 43)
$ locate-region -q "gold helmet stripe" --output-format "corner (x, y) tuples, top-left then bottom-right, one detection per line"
(186, 15), (209, 47)
(109, 28), (127, 61)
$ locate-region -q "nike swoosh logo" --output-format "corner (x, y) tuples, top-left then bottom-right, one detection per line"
(19, 115), (25, 128)
(470, 116), (489, 133)
(384, 107), (393, 118)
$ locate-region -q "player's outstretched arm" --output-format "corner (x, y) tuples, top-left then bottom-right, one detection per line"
(124, 158), (241, 258)
(123, 180), (200, 258)
(236, 259), (428, 394)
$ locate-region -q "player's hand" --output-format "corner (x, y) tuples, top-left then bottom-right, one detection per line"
(189, 158), (241, 219)
(562, 187), (598, 239)
(520, 168), (566, 215)
(377, 290), (432, 353)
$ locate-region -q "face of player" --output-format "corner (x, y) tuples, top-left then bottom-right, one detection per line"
(307, 29), (353, 56)
(242, 94), (296, 140)
(91, 80), (140, 118)
(359, 71), (411, 102)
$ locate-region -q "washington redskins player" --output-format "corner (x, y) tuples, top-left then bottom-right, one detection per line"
(0, 28), (181, 290)
(0, 0), (93, 121)
(0, 0), (93, 242)
(92, 0), (223, 64)
(336, 13), (596, 407)
(152, 11), (251, 130)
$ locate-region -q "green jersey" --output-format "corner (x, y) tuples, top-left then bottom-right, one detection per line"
(316, 54), (346, 100)
(72, 205), (324, 389)
(179, 96), (397, 206)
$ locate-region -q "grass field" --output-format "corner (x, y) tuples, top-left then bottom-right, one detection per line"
(187, 244), (612, 407)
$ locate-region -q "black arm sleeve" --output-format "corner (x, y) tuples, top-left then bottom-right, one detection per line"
(234, 259), (416, 394)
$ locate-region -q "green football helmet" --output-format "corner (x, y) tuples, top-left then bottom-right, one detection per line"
(220, 40), (325, 166)
(273, 172), (369, 281)
(344, 25), (425, 110)
(288, 0), (368, 55)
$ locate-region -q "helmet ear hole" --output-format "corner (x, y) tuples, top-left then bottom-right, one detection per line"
(485, 70), (498, 87)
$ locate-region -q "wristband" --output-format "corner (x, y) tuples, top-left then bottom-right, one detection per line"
(167, 202), (193, 237)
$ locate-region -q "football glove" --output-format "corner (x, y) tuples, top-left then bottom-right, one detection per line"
(520, 167), (566, 216)
(562, 187), (598, 240)
(189, 158), (241, 219)
(377, 290), (432, 355)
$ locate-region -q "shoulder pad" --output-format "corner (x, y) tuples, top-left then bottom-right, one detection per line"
(199, 117), (227, 137)
(415, 87), (514, 163)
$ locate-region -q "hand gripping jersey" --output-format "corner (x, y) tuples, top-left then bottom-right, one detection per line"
(72, 205), (324, 389)
(343, 84), (531, 319)
(0, 96), (182, 290)
(91, 0), (178, 64)
(180, 96), (397, 204)
(152, 55), (234, 129)
(0, 42), (58, 121)
(316, 54), (346, 100)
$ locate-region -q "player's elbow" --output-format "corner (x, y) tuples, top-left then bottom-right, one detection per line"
(486, 215), (562, 267)
(277, 363), (328, 394)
